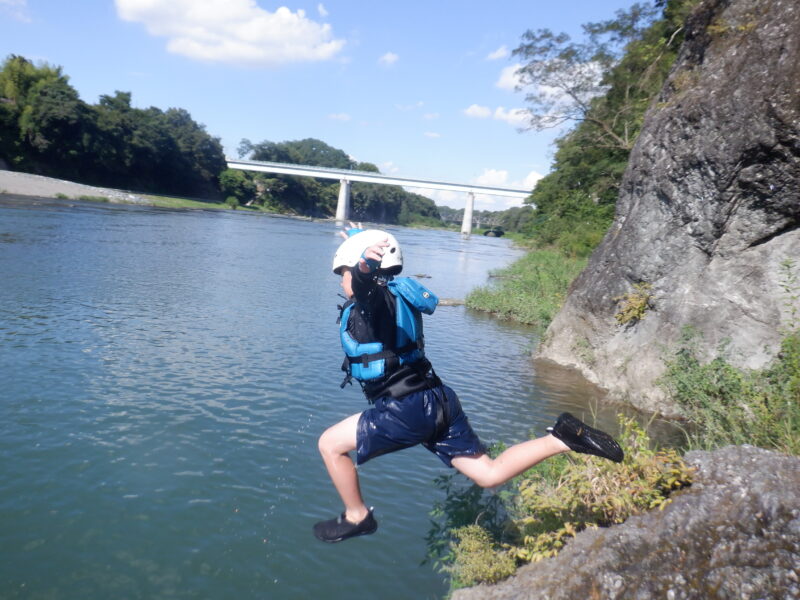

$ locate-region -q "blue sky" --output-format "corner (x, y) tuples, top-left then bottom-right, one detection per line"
(0, 0), (639, 209)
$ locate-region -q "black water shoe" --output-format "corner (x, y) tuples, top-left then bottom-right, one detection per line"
(547, 412), (624, 463)
(313, 508), (378, 543)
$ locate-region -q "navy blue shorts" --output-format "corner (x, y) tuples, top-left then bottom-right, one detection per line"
(356, 384), (486, 467)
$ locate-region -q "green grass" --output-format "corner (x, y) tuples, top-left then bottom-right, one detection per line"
(143, 194), (288, 213)
(660, 328), (800, 455)
(465, 248), (587, 327)
(660, 259), (800, 455)
(142, 194), (230, 209)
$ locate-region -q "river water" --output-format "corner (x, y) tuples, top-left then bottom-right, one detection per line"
(0, 196), (617, 599)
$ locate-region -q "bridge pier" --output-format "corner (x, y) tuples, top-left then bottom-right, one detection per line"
(335, 178), (351, 223)
(461, 192), (475, 237)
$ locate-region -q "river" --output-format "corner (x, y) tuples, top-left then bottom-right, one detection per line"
(0, 196), (617, 599)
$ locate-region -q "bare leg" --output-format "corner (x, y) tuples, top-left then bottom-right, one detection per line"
(318, 412), (370, 523)
(451, 434), (569, 488)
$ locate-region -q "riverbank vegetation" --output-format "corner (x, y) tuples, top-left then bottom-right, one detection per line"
(428, 417), (694, 589)
(466, 249), (586, 328)
(660, 260), (800, 456)
(0, 56), (226, 198)
(661, 329), (800, 456)
(439, 264), (800, 591)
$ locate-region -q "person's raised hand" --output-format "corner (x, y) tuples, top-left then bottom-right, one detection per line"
(359, 239), (389, 273)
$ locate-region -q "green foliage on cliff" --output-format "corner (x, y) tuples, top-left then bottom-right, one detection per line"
(432, 417), (693, 589)
(0, 55), (226, 198)
(661, 260), (800, 456)
(661, 330), (800, 456)
(465, 0), (700, 258)
(464, 0), (701, 327)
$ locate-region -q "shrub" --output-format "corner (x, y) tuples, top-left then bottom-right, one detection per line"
(432, 417), (693, 586)
(508, 417), (691, 563)
(448, 526), (517, 587)
(614, 282), (653, 326)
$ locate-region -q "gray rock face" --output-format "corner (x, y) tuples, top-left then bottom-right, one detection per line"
(453, 446), (800, 600)
(536, 0), (800, 415)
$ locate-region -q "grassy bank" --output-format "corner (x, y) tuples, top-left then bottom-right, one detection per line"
(465, 248), (586, 328)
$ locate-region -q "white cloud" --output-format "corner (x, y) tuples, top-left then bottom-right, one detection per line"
(464, 103), (529, 128)
(395, 101), (423, 111)
(469, 168), (541, 210)
(487, 45), (509, 61)
(328, 113), (351, 121)
(423, 112), (439, 120)
(464, 104), (492, 118)
(476, 168), (510, 187)
(522, 170), (544, 190)
(495, 63), (522, 91)
(415, 188), (462, 209)
(423, 132), (441, 138)
(0, 0), (31, 22)
(114, 0), (345, 66)
(381, 161), (400, 174)
(379, 51), (399, 66)
(317, 3), (328, 17)
(493, 106), (529, 127)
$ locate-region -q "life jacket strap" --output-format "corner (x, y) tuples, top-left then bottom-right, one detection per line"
(346, 340), (422, 367)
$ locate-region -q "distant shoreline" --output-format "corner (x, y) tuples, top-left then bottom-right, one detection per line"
(0, 169), (328, 219)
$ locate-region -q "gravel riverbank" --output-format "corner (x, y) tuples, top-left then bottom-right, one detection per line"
(0, 170), (149, 204)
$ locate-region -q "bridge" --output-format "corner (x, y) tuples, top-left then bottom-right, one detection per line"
(226, 159), (531, 236)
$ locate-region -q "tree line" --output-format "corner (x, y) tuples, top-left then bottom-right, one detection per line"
(0, 54), (440, 225)
(0, 55), (226, 198)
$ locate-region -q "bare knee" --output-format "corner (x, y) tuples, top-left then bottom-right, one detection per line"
(471, 473), (501, 489)
(318, 428), (336, 458)
(318, 413), (359, 460)
(452, 455), (500, 488)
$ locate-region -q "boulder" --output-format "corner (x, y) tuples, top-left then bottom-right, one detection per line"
(453, 445), (800, 600)
(536, 0), (800, 415)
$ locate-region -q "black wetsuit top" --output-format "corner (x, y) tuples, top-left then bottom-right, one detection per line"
(341, 266), (439, 402)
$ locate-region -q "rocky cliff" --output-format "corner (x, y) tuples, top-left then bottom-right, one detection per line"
(536, 0), (800, 415)
(453, 445), (800, 600)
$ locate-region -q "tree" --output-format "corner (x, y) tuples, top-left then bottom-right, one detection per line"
(512, 1), (690, 151)
(510, 0), (700, 257)
(219, 169), (256, 204)
(0, 55), (77, 169)
(18, 77), (91, 175)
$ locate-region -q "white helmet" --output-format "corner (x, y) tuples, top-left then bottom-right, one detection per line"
(332, 229), (403, 275)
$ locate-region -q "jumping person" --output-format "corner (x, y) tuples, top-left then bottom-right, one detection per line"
(313, 228), (623, 543)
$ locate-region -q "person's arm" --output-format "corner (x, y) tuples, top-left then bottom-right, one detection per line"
(350, 240), (389, 309)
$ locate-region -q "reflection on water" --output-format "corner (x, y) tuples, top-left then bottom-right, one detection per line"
(0, 196), (671, 599)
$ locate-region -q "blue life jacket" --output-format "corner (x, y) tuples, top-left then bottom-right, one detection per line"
(340, 277), (438, 383)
